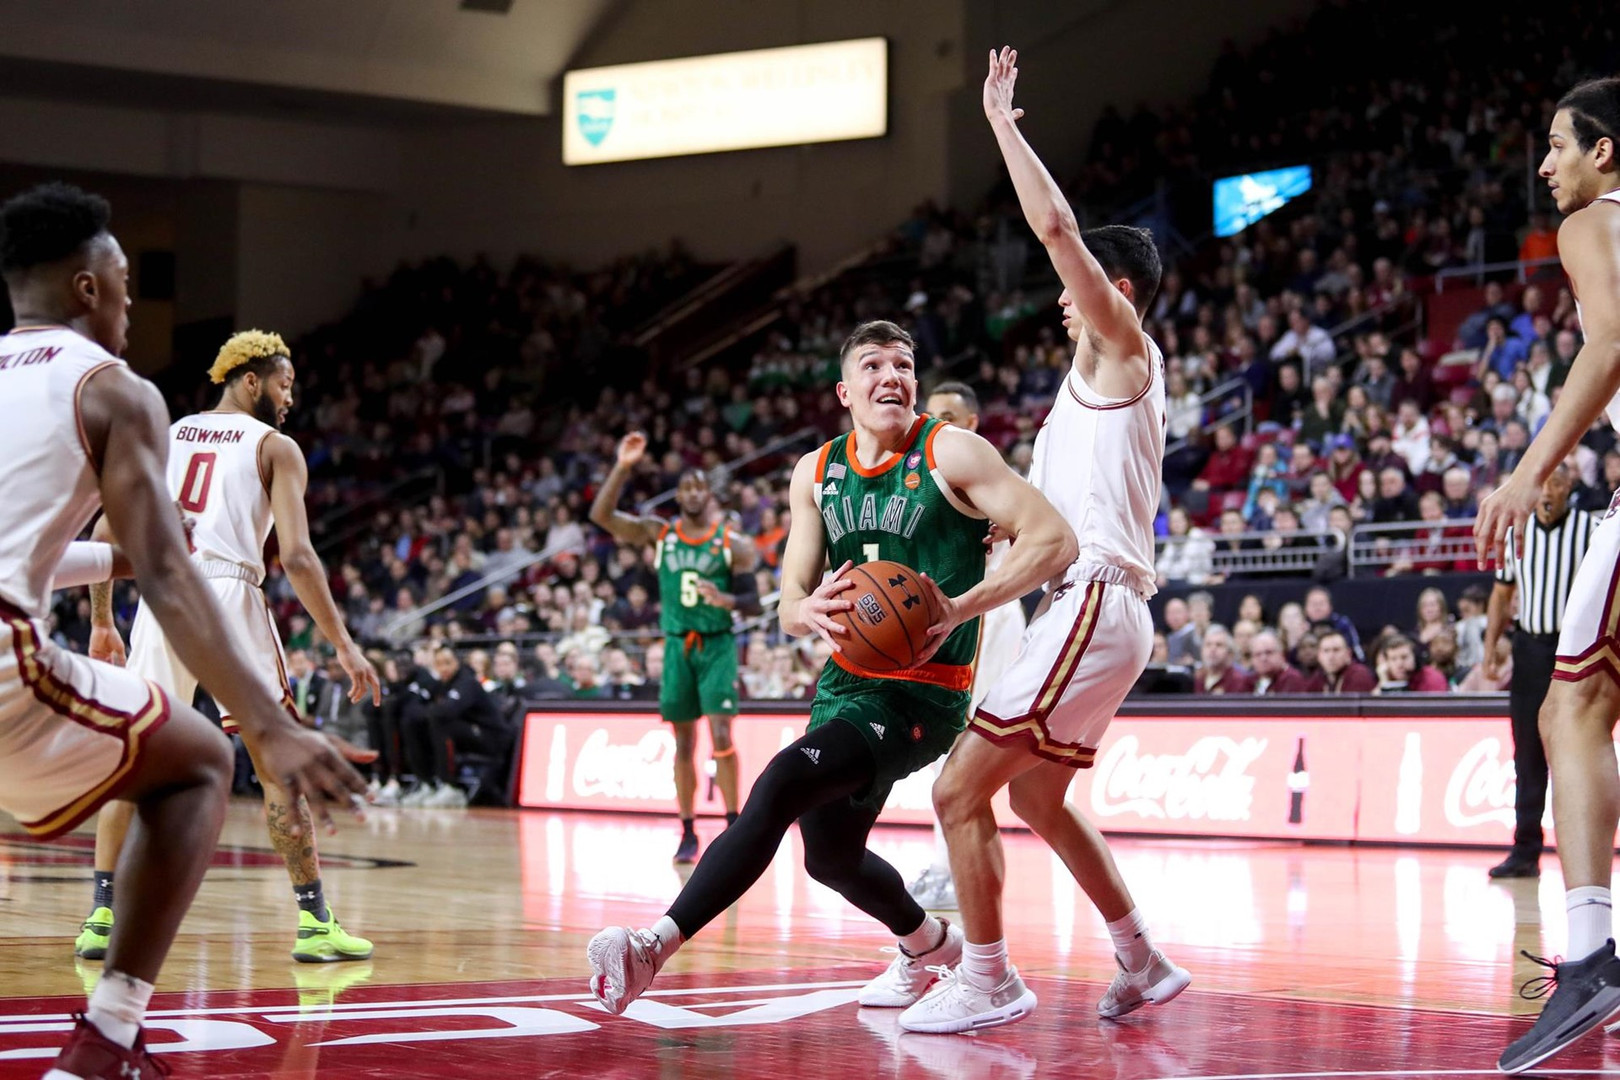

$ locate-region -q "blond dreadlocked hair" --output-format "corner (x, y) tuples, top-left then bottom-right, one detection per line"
(208, 330), (289, 384)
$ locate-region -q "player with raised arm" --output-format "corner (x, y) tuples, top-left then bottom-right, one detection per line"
(76, 329), (382, 966)
(899, 49), (1189, 1035)
(590, 433), (757, 862)
(585, 320), (1077, 1017)
(1473, 78), (1620, 1075)
(0, 182), (366, 1080)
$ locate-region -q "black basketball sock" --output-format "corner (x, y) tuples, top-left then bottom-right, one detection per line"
(92, 871), (114, 913)
(294, 880), (329, 923)
(680, 818), (697, 838)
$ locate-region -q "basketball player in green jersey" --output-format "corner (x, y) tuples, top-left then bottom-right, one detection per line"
(590, 434), (758, 862)
(587, 320), (1077, 1016)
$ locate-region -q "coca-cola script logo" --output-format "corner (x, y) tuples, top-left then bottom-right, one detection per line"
(1443, 737), (1516, 830)
(1090, 735), (1266, 821)
(572, 728), (677, 801)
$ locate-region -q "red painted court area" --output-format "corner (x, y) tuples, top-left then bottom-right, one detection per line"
(1, 970), (1613, 1079)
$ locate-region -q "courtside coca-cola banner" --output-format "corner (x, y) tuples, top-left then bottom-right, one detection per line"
(516, 706), (1543, 846)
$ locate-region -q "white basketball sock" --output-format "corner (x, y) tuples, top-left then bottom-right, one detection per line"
(899, 914), (944, 957)
(961, 938), (1010, 992)
(649, 916), (685, 967)
(86, 970), (153, 1049)
(1106, 908), (1155, 972)
(1567, 886), (1614, 960)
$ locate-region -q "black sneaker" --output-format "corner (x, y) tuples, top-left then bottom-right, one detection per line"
(1499, 940), (1620, 1073)
(673, 831), (699, 864)
(1488, 853), (1541, 879)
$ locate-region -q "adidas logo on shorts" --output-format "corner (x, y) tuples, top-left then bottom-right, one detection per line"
(801, 747), (821, 764)
(869, 722), (886, 737)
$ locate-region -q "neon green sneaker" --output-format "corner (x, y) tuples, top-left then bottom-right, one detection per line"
(291, 907), (374, 963)
(74, 907), (113, 960)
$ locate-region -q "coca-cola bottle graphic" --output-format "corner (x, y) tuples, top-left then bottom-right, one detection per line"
(1394, 732), (1423, 835)
(1287, 737), (1309, 825)
(544, 725), (568, 803)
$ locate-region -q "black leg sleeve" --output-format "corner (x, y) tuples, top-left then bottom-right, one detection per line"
(798, 793), (925, 937)
(666, 720), (875, 939)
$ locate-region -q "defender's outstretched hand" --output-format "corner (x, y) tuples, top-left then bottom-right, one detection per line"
(984, 46), (1025, 123)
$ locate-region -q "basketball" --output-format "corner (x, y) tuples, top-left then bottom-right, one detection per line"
(831, 560), (941, 671)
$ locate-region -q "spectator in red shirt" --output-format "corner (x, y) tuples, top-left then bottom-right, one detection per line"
(1249, 630), (1311, 694)
(1390, 347), (1437, 413)
(1310, 630), (1376, 694)
(1324, 434), (1365, 501)
(1374, 633), (1449, 693)
(1192, 425), (1253, 496)
(1195, 624), (1256, 695)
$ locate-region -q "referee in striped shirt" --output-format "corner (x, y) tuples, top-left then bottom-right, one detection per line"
(1483, 463), (1595, 878)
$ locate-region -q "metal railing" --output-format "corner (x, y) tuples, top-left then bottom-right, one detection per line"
(1164, 377), (1254, 459)
(312, 467), (440, 557)
(393, 587), (784, 654)
(1348, 517), (1477, 577)
(1434, 257), (1562, 293)
(1157, 528), (1345, 581)
(377, 536), (573, 643)
(638, 426), (820, 512)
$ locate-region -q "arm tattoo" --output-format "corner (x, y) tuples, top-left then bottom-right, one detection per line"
(90, 580), (113, 626)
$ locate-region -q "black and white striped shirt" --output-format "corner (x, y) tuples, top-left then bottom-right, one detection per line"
(1497, 508), (1597, 634)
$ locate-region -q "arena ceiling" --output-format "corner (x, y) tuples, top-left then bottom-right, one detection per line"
(0, 0), (621, 121)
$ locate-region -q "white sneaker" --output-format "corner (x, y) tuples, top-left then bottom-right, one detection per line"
(897, 964), (1037, 1033)
(587, 926), (661, 1015)
(423, 783), (468, 809)
(907, 867), (959, 910)
(1097, 949), (1191, 1018)
(858, 918), (964, 1007)
(373, 779), (401, 807)
(399, 783), (434, 808)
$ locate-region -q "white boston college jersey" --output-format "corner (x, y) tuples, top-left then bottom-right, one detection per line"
(167, 411), (278, 585)
(1028, 335), (1166, 599)
(0, 327), (125, 620)
(1574, 190), (1620, 430)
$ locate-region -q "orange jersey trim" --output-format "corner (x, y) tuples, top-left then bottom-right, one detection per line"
(846, 415), (927, 478)
(832, 650), (973, 692)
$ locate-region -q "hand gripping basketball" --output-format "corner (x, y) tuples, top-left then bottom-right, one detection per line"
(912, 571), (962, 666)
(801, 560), (856, 652)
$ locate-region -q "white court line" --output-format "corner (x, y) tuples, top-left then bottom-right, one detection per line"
(0, 979), (869, 1023)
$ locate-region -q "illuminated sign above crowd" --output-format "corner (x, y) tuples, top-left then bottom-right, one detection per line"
(1213, 164), (1313, 237)
(562, 38), (888, 165)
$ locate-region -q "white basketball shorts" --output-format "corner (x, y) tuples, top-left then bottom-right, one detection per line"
(971, 578), (1150, 768)
(0, 600), (171, 838)
(127, 568), (295, 731)
(1555, 508), (1620, 686)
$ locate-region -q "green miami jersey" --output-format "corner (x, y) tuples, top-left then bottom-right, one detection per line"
(656, 520), (735, 636)
(815, 415), (989, 669)
(808, 415), (990, 809)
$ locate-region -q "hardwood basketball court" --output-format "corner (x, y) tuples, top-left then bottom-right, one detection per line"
(2, 801), (1617, 1077)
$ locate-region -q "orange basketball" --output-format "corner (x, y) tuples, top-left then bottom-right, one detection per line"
(831, 560), (941, 672)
